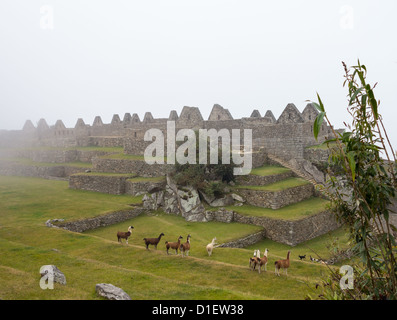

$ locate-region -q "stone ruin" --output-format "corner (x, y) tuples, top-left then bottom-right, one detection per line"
(0, 103), (332, 162)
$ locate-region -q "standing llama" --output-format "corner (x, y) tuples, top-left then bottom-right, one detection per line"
(275, 250), (291, 276)
(117, 226), (134, 245)
(165, 236), (183, 255)
(257, 249), (269, 274)
(180, 234), (191, 257)
(206, 237), (218, 256)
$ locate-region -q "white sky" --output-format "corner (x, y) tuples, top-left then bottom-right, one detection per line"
(0, 1), (396, 149)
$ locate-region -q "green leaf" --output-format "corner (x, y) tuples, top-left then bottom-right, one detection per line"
(312, 102), (323, 113)
(349, 87), (364, 106)
(347, 151), (356, 182)
(313, 112), (325, 141)
(316, 93), (325, 112)
(365, 84), (378, 120)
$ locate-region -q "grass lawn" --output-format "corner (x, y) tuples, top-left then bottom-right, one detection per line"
(249, 165), (291, 176)
(0, 176), (350, 300)
(0, 158), (92, 168)
(223, 197), (330, 220)
(234, 177), (309, 192)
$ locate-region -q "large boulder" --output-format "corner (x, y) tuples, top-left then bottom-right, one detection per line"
(210, 195), (234, 207)
(95, 283), (131, 300)
(143, 175), (208, 222)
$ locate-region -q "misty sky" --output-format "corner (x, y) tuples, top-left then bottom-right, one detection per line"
(0, 1), (396, 148)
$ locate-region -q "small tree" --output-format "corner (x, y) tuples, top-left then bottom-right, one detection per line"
(311, 61), (397, 300)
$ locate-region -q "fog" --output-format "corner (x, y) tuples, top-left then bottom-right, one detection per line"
(0, 1), (396, 149)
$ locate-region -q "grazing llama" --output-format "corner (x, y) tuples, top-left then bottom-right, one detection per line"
(275, 250), (290, 276)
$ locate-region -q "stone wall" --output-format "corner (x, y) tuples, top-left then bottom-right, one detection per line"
(92, 158), (170, 177)
(218, 231), (266, 248)
(304, 147), (331, 164)
(236, 170), (295, 186)
(236, 183), (314, 209)
(15, 149), (111, 163)
(69, 173), (135, 194)
(52, 208), (145, 233)
(233, 211), (340, 246)
(125, 178), (166, 196)
(204, 207), (340, 246)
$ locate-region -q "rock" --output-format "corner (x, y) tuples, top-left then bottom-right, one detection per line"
(205, 208), (234, 223)
(210, 195), (234, 207)
(231, 193), (245, 203)
(45, 219), (65, 228)
(40, 265), (66, 285)
(95, 283), (131, 300)
(302, 160), (325, 184)
(198, 189), (216, 205)
(142, 192), (164, 211)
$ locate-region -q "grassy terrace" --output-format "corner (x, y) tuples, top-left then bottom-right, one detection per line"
(0, 175), (350, 300)
(249, 165), (291, 176)
(0, 158), (92, 168)
(234, 177), (309, 192)
(222, 197), (330, 220)
(0, 146), (125, 153)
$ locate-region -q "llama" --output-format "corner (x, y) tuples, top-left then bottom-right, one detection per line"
(249, 249), (260, 271)
(165, 236), (183, 255)
(206, 237), (218, 256)
(143, 233), (165, 250)
(117, 226), (134, 244)
(275, 250), (291, 276)
(180, 234), (191, 257)
(257, 249), (269, 274)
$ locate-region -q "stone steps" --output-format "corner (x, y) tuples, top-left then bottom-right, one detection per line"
(267, 154), (319, 186)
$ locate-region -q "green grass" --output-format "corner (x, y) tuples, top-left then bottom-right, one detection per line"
(234, 177), (309, 192)
(0, 158), (92, 168)
(223, 197), (330, 220)
(0, 175), (350, 300)
(0, 146), (125, 153)
(249, 165), (291, 176)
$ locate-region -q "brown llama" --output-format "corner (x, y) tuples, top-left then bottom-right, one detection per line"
(117, 226), (134, 245)
(249, 249), (260, 271)
(257, 248), (269, 274)
(275, 250), (290, 276)
(165, 236), (183, 255)
(143, 232), (165, 250)
(180, 234), (191, 257)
